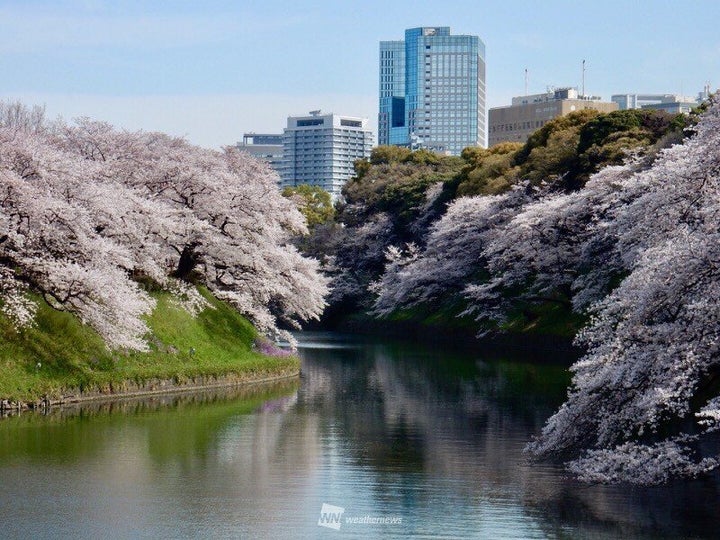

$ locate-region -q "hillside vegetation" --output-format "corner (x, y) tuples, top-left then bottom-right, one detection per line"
(310, 107), (690, 332)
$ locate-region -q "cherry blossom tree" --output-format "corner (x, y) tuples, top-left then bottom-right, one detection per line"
(368, 94), (720, 483)
(528, 96), (720, 484)
(0, 100), (46, 132)
(371, 186), (531, 318)
(0, 127), (157, 349)
(0, 107), (328, 349)
(371, 138), (681, 337)
(462, 162), (642, 327)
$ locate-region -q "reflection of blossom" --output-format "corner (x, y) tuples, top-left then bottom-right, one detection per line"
(256, 393), (298, 413)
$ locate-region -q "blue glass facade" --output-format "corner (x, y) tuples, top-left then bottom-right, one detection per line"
(378, 40), (406, 146)
(378, 27), (486, 154)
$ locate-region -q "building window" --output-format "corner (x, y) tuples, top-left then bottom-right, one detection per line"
(297, 119), (324, 127)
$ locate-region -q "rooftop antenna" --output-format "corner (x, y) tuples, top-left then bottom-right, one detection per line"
(582, 59), (586, 98)
(525, 68), (528, 96)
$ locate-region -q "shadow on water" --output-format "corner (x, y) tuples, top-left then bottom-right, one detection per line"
(0, 332), (718, 538)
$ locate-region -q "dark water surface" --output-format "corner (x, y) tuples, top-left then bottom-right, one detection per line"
(0, 332), (718, 539)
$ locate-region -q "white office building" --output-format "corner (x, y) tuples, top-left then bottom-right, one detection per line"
(611, 93), (701, 114)
(280, 111), (373, 200)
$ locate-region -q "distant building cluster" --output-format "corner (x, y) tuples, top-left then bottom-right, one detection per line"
(488, 87), (617, 147)
(236, 27), (712, 200)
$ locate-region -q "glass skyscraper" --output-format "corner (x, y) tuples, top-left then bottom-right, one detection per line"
(379, 27), (486, 155)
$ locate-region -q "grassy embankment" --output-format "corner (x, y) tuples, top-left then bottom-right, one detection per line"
(0, 289), (299, 402)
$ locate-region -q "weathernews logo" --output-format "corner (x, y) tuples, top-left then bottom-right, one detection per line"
(317, 503), (402, 531)
(317, 503), (345, 530)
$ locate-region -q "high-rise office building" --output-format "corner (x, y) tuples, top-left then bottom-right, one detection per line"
(279, 111), (373, 200)
(379, 27), (486, 155)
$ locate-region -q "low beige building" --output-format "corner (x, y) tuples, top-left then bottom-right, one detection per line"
(488, 88), (618, 147)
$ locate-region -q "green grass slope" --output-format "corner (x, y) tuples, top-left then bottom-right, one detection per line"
(0, 289), (299, 402)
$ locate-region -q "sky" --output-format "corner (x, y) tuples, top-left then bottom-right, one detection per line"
(1, 0), (718, 149)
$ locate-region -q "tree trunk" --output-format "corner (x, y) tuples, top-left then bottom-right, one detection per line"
(174, 243), (199, 281)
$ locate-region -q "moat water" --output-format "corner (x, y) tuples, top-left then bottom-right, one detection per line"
(0, 332), (718, 539)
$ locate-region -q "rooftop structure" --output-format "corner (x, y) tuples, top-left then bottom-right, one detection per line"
(611, 91), (705, 115)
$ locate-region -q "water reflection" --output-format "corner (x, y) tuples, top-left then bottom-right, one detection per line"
(295, 333), (720, 539)
(0, 333), (718, 539)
